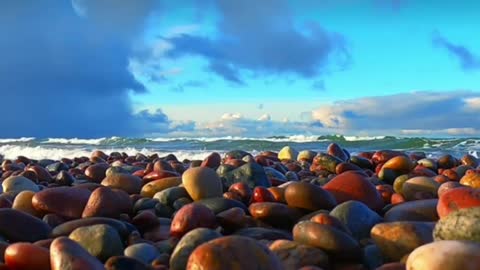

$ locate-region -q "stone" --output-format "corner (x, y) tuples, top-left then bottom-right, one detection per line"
(460, 170), (480, 188)
(437, 186), (480, 218)
(82, 187), (132, 218)
(32, 186), (91, 219)
(12, 190), (42, 217)
(105, 256), (150, 270)
(85, 163), (109, 183)
(269, 239), (329, 269)
(2, 175), (39, 193)
(434, 206), (480, 242)
(330, 200), (383, 240)
(371, 221), (435, 261)
(153, 186), (190, 207)
(406, 240), (480, 270)
(293, 221), (361, 260)
(201, 152), (222, 169)
(182, 167), (223, 201)
(311, 153), (343, 174)
(362, 244), (383, 270)
(51, 217), (128, 239)
(297, 150), (317, 162)
(124, 243), (160, 265)
(378, 156), (413, 184)
(170, 203), (217, 238)
(323, 171), (384, 211)
(401, 176), (439, 201)
(219, 162), (271, 189)
(278, 146), (298, 161)
(384, 199), (439, 222)
(0, 208), (51, 242)
(234, 227), (293, 241)
(195, 197), (249, 214)
(50, 237), (105, 270)
(170, 228), (222, 270)
(249, 202), (303, 229)
(186, 235), (283, 270)
(327, 143), (349, 162)
(140, 177), (182, 197)
(284, 182), (337, 211)
(69, 224), (123, 262)
(4, 242), (50, 270)
(101, 173), (142, 194)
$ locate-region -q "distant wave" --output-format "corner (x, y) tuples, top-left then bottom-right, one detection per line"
(0, 137), (36, 143)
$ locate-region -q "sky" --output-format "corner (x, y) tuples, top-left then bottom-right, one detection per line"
(0, 0), (479, 138)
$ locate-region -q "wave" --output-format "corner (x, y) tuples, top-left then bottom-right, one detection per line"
(0, 137), (36, 144)
(43, 137), (111, 145)
(0, 145), (216, 161)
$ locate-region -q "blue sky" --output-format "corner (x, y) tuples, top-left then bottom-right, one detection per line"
(0, 0), (479, 138)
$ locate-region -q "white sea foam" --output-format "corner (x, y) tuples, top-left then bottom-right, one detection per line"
(0, 145), (218, 161)
(148, 135), (321, 143)
(43, 137), (121, 145)
(0, 137), (36, 143)
(343, 135), (387, 141)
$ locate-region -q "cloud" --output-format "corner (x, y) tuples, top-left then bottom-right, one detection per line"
(432, 32), (480, 71)
(310, 90), (480, 135)
(164, 0), (350, 84)
(0, 0), (159, 138)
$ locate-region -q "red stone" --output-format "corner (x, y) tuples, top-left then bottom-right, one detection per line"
(323, 171), (384, 211)
(437, 187), (480, 218)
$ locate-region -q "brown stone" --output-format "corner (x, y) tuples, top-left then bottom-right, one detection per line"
(186, 235), (283, 270)
(82, 187), (132, 218)
(32, 186), (91, 219)
(101, 173), (142, 194)
(285, 182), (336, 211)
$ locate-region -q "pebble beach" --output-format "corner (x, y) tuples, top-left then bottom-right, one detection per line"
(1, 142), (480, 270)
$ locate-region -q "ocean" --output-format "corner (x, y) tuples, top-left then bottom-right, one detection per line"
(0, 135), (479, 161)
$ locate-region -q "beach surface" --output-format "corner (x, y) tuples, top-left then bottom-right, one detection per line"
(0, 139), (480, 269)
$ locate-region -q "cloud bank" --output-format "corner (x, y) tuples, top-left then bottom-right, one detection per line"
(0, 0), (159, 138)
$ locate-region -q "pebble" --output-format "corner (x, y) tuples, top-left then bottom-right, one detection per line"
(140, 177), (182, 197)
(82, 186), (132, 218)
(278, 146), (298, 161)
(170, 203), (217, 237)
(186, 235), (283, 270)
(293, 221), (361, 260)
(170, 228), (222, 270)
(2, 175), (39, 193)
(269, 239), (329, 269)
(330, 200), (383, 240)
(433, 206), (480, 242)
(12, 190), (42, 217)
(124, 243), (160, 265)
(437, 186), (480, 218)
(101, 173), (142, 194)
(406, 240), (480, 270)
(32, 186), (91, 219)
(371, 221), (434, 261)
(182, 167), (223, 201)
(50, 237), (105, 270)
(324, 171), (384, 211)
(0, 208), (51, 242)
(69, 224), (123, 262)
(4, 242), (50, 270)
(284, 181), (337, 211)
(384, 199), (439, 222)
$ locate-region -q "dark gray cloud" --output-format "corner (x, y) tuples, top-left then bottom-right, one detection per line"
(165, 0), (350, 84)
(0, 0), (162, 138)
(433, 32), (480, 71)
